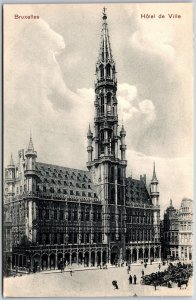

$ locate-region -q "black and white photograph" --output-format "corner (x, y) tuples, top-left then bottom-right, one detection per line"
(3, 3), (193, 297)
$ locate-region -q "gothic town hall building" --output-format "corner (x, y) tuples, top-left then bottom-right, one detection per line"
(4, 10), (161, 271)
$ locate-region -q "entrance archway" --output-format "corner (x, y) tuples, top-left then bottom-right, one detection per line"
(71, 252), (77, 265)
(97, 251), (101, 266)
(33, 254), (40, 271)
(64, 252), (70, 265)
(139, 248), (143, 260)
(78, 252), (83, 265)
(155, 247), (159, 259)
(57, 253), (63, 269)
(84, 252), (89, 267)
(91, 251), (95, 266)
(111, 246), (120, 265)
(132, 248), (137, 262)
(150, 248), (154, 261)
(19, 255), (23, 267)
(144, 248), (149, 262)
(102, 250), (107, 265)
(42, 254), (48, 270)
(126, 249), (131, 263)
(50, 253), (56, 269)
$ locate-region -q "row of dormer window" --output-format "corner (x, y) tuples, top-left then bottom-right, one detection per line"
(39, 186), (96, 198)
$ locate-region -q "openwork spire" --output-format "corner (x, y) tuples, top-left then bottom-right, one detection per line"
(28, 131), (34, 151)
(151, 161), (158, 182)
(9, 153), (14, 166)
(87, 123), (93, 138)
(98, 7), (113, 63)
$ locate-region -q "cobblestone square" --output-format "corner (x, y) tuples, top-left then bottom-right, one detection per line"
(4, 263), (192, 297)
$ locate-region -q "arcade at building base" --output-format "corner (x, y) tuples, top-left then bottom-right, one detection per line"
(11, 243), (161, 271)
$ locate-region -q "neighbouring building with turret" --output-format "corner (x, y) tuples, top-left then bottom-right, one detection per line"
(161, 198), (193, 261)
(4, 9), (161, 272)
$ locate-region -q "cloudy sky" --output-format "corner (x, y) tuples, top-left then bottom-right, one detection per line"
(4, 3), (193, 214)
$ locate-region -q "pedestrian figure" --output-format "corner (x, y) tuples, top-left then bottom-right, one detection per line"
(112, 280), (119, 289)
(158, 263), (161, 270)
(70, 269), (73, 276)
(129, 275), (132, 284)
(144, 263), (147, 269)
(141, 269), (144, 276)
(154, 281), (157, 290)
(167, 280), (172, 288)
(133, 274), (137, 284)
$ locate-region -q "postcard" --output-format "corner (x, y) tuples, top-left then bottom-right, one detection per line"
(3, 3), (193, 297)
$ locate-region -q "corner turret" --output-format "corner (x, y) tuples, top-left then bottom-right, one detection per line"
(150, 162), (159, 205)
(24, 132), (38, 193)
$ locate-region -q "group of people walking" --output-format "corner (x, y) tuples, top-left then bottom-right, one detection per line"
(128, 274), (137, 284)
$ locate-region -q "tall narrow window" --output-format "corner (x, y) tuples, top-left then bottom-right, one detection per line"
(100, 95), (104, 115)
(100, 65), (104, 80)
(100, 131), (104, 154)
(106, 64), (111, 78)
(107, 93), (111, 113)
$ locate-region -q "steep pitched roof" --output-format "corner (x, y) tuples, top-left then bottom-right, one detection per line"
(126, 177), (152, 205)
(36, 162), (98, 200)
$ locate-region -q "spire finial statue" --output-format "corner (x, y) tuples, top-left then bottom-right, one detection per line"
(103, 7), (107, 19)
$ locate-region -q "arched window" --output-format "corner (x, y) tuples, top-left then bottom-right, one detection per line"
(118, 168), (121, 182)
(100, 131), (104, 154)
(100, 65), (104, 80)
(106, 64), (111, 78)
(118, 187), (121, 202)
(100, 95), (104, 115)
(107, 93), (111, 113)
(110, 187), (115, 204)
(110, 166), (115, 182)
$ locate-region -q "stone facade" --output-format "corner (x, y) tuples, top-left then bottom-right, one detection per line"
(4, 10), (161, 271)
(178, 198), (193, 261)
(161, 198), (193, 261)
(3, 206), (12, 275)
(161, 200), (179, 259)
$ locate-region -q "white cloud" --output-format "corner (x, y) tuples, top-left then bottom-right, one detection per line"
(117, 83), (156, 126)
(4, 4), (193, 214)
(138, 99), (155, 122)
(131, 29), (175, 62)
(126, 149), (193, 216)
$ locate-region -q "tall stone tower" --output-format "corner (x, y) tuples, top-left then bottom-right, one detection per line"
(87, 9), (127, 260)
(150, 162), (160, 246)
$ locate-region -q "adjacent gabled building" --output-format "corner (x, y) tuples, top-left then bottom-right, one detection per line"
(4, 9), (161, 271)
(162, 199), (179, 259)
(161, 198), (193, 261)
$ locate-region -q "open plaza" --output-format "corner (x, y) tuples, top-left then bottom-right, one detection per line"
(4, 262), (193, 297)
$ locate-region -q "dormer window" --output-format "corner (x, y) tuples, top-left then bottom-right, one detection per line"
(50, 187), (54, 193)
